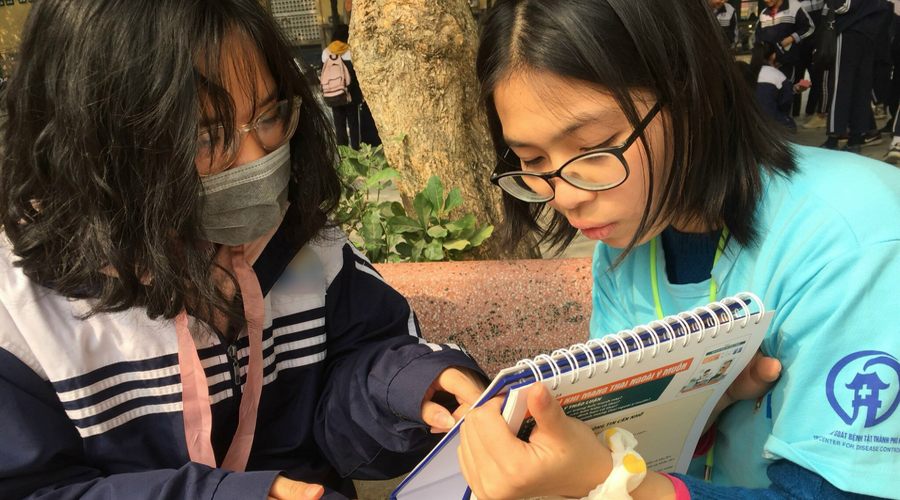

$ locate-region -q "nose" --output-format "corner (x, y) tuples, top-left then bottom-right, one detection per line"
(232, 131), (268, 168)
(548, 178), (596, 211)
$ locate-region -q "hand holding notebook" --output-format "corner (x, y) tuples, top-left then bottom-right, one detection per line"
(461, 381), (618, 499)
(393, 293), (773, 500)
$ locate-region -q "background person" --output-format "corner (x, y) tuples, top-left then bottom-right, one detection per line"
(460, 1), (900, 498)
(0, 1), (485, 498)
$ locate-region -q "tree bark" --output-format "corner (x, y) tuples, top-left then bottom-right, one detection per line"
(348, 0), (539, 259)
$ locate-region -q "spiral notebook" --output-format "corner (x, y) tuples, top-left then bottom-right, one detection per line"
(392, 293), (773, 500)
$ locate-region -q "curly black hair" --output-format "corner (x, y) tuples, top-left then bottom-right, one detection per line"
(0, 0), (341, 334)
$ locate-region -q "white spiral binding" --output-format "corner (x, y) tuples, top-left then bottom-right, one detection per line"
(511, 295), (763, 390)
(515, 358), (543, 384)
(709, 300), (735, 334)
(720, 296), (745, 330)
(677, 310), (703, 347)
(570, 343), (598, 379)
(623, 329), (646, 363)
(606, 333), (631, 368)
(668, 315), (692, 353)
(736, 292), (765, 325)
(648, 319), (675, 355)
(695, 305), (720, 342)
(635, 324), (661, 358)
(552, 348), (581, 384)
(534, 354), (561, 390)
(590, 338), (615, 374)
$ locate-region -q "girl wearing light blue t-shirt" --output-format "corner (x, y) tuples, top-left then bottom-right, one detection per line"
(458, 1), (900, 499)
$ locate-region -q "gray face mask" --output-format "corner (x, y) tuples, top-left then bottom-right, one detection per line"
(199, 143), (291, 246)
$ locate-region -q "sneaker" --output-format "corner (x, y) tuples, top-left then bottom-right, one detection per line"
(821, 136), (840, 150)
(861, 131), (883, 148)
(802, 114), (827, 129)
(884, 145), (900, 165)
(841, 143), (862, 154)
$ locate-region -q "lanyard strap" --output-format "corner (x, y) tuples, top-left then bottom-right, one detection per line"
(649, 228), (728, 320)
(176, 245), (265, 471)
(648, 227), (728, 483)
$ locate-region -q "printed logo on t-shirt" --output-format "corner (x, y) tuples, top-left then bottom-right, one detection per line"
(826, 351), (900, 428)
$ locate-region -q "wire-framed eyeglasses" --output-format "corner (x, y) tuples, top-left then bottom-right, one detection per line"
(195, 96), (302, 176)
(490, 102), (662, 203)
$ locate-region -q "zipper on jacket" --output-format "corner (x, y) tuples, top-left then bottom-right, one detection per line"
(226, 343), (242, 392)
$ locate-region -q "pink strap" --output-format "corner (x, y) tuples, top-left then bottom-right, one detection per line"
(221, 246), (264, 471)
(176, 245), (265, 472)
(661, 473), (692, 500)
(693, 423), (716, 458)
(176, 311), (216, 467)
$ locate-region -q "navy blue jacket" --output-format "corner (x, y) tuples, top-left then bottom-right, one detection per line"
(826, 0), (889, 35)
(756, 0), (816, 65)
(755, 65), (797, 130)
(0, 225), (483, 500)
(715, 3), (739, 45)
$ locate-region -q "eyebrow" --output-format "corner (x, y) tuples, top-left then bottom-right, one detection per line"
(199, 88), (279, 128)
(503, 109), (619, 148)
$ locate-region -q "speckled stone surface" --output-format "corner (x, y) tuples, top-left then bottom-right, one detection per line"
(355, 258), (593, 499)
(375, 257), (594, 377)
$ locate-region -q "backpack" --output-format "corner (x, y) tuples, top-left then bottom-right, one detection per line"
(320, 54), (352, 107)
(813, 9), (836, 71)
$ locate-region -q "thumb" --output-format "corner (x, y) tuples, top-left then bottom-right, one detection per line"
(421, 400), (457, 432)
(269, 477), (325, 499)
(527, 383), (566, 430)
(755, 356), (782, 383)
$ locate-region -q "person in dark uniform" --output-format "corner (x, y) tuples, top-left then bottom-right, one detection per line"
(711, 0), (740, 46)
(823, 0), (888, 152)
(882, 0), (900, 163)
(750, 41), (812, 131)
(755, 0), (816, 82)
(797, 1), (827, 123)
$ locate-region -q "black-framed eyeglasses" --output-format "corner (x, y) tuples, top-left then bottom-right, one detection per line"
(490, 102), (662, 203)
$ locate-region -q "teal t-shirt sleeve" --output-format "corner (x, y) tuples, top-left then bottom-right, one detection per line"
(589, 243), (634, 338)
(761, 239), (900, 496)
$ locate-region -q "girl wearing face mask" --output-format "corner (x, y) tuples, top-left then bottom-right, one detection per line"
(458, 1), (900, 499)
(0, 2), (486, 499)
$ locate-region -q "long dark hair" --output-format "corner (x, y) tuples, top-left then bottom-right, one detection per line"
(0, 0), (340, 332)
(477, 0), (795, 257)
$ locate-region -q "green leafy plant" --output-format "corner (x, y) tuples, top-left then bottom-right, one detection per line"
(336, 144), (493, 263)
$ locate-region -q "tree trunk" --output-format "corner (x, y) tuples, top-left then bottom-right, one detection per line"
(348, 0), (539, 259)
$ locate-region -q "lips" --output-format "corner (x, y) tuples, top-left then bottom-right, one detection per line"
(571, 222), (617, 240)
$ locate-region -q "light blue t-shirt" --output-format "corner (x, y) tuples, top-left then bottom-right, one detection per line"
(589, 146), (900, 497)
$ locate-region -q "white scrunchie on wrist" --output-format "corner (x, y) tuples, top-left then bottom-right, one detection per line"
(580, 427), (647, 500)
